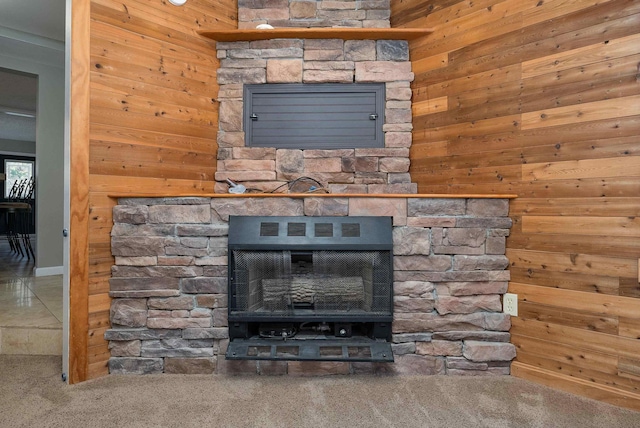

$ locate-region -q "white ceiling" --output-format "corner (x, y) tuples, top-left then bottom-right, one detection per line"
(0, 0), (65, 42)
(0, 0), (65, 143)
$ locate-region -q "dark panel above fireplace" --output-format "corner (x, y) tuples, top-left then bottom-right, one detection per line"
(244, 83), (385, 149)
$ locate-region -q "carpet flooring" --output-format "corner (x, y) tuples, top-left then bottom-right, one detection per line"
(1, 355), (639, 428)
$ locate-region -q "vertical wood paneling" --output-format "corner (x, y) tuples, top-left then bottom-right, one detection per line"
(393, 0), (640, 410)
(73, 0), (237, 381)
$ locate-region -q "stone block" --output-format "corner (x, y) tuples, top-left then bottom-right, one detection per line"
(383, 123), (413, 132)
(217, 68), (266, 84)
(148, 296), (195, 310)
(104, 328), (182, 341)
(386, 87), (412, 101)
(453, 255), (509, 271)
(341, 157), (356, 172)
(370, 183), (417, 194)
(111, 236), (170, 257)
(239, 7), (290, 21)
(250, 39), (303, 49)
(392, 333), (432, 343)
(394, 281), (434, 297)
(432, 331), (511, 342)
(394, 255), (451, 271)
(393, 312), (511, 334)
(349, 197), (406, 222)
(355, 62), (413, 82)
(406, 217), (456, 228)
(288, 361), (350, 376)
(463, 341), (516, 362)
(304, 61), (355, 70)
(217, 131), (246, 148)
(327, 184), (368, 194)
(393, 227), (430, 255)
(141, 340), (214, 358)
(363, 20), (390, 28)
(290, 1), (317, 18)
(456, 217), (513, 229)
(147, 317), (211, 329)
(354, 172), (388, 185)
(220, 58), (267, 69)
(416, 340), (463, 356)
(148, 205), (210, 224)
(217, 83), (244, 99)
(262, 47), (305, 58)
(111, 266), (202, 278)
(109, 290), (181, 298)
(176, 223), (228, 237)
(181, 277), (226, 294)
(109, 277), (180, 292)
(467, 199), (509, 217)
(215, 171), (277, 182)
(115, 256), (157, 266)
(211, 198), (304, 221)
(446, 357), (488, 370)
(303, 197), (349, 216)
(195, 294), (227, 309)
(441, 228), (486, 247)
(111, 299), (147, 328)
(267, 59), (303, 83)
(435, 295), (502, 315)
(379, 157), (410, 173)
(164, 358), (216, 374)
(213, 308), (228, 327)
(394, 296), (434, 313)
(223, 159), (276, 171)
(344, 40), (376, 61)
(437, 281), (508, 297)
(108, 357), (163, 375)
(232, 147), (277, 159)
(219, 100), (243, 132)
(111, 224), (176, 237)
(351, 362), (394, 375)
(276, 149), (304, 174)
(303, 70), (353, 83)
(165, 246), (208, 257)
(486, 236), (506, 255)
(391, 342), (416, 355)
(203, 266), (228, 277)
(354, 157), (378, 172)
(386, 109), (413, 124)
(390, 354), (444, 375)
(305, 157), (342, 172)
(108, 340), (141, 357)
(195, 257), (228, 266)
(376, 40), (409, 61)
(384, 132), (412, 148)
(190, 308), (212, 318)
(183, 328), (229, 340)
(317, 9), (366, 20)
(355, 148), (409, 157)
(394, 270), (511, 283)
(113, 205), (148, 224)
(408, 198), (466, 216)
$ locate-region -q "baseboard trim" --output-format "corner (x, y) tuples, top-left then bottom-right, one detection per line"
(34, 265), (63, 277)
(511, 361), (640, 411)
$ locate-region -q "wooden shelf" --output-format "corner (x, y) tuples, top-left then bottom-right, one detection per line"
(198, 28), (433, 42)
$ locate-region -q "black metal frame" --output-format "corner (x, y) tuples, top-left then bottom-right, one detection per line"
(226, 216), (395, 362)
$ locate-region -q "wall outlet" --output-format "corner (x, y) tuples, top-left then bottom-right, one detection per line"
(503, 293), (518, 316)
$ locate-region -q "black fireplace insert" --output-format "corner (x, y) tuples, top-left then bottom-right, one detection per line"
(226, 216), (394, 362)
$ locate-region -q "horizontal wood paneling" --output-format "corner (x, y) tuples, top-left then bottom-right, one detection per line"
(79, 0), (237, 381)
(393, 0), (640, 410)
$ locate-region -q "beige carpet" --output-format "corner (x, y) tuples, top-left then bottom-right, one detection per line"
(1, 355), (639, 428)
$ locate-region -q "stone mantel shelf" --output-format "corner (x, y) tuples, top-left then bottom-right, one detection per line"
(198, 28), (434, 42)
(108, 193), (518, 199)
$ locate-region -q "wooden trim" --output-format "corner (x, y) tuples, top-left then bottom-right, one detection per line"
(69, 0), (91, 384)
(512, 362), (640, 411)
(198, 28), (433, 42)
(107, 193), (519, 199)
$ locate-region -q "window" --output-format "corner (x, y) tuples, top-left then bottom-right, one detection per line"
(244, 83), (385, 149)
(4, 159), (34, 198)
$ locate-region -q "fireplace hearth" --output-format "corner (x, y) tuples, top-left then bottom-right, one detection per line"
(226, 216), (394, 362)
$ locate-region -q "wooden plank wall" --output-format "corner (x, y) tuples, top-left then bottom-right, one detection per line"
(392, 0), (640, 410)
(75, 0), (237, 382)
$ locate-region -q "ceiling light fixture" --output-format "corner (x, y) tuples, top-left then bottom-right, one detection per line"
(168, 0), (187, 5)
(3, 111), (36, 118)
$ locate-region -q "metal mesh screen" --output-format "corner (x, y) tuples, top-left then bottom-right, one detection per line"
(231, 250), (392, 315)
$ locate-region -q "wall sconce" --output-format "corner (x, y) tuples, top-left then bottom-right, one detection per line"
(168, 0), (187, 5)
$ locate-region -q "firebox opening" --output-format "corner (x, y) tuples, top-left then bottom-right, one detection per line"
(227, 216), (394, 363)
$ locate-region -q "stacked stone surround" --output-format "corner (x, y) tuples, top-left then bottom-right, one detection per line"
(238, 0), (391, 29)
(215, 38), (415, 194)
(107, 196), (515, 375)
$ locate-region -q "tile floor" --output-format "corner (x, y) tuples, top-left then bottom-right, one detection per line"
(0, 238), (62, 355)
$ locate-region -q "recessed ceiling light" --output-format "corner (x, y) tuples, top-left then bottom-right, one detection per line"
(168, 0), (187, 5)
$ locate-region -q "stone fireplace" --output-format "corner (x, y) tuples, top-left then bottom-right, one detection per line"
(106, 196), (516, 375)
(214, 0), (416, 194)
